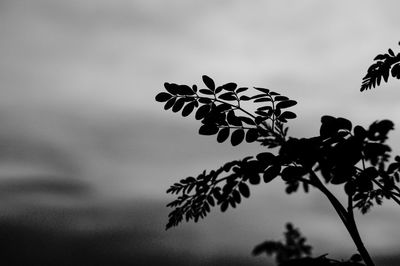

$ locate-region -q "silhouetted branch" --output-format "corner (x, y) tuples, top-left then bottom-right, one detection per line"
(360, 42), (400, 91)
(157, 63), (400, 265)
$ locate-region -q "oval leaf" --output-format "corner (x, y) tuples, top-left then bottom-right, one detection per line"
(199, 124), (219, 135)
(274, 96), (289, 101)
(219, 92), (237, 101)
(239, 183), (250, 198)
(249, 174), (261, 185)
(222, 82), (237, 91)
(253, 87), (269, 94)
(227, 110), (242, 126)
(195, 104), (211, 120)
(199, 89), (214, 95)
(178, 84), (195, 95)
(253, 97), (271, 103)
(172, 98), (185, 112)
(155, 92), (172, 102)
(217, 127), (230, 143)
(236, 87), (248, 94)
(256, 152), (275, 163)
(263, 165), (281, 183)
(246, 128), (258, 142)
(164, 82), (180, 95)
(220, 201), (229, 212)
(231, 129), (245, 146)
(182, 102), (195, 117)
(202, 75), (215, 91)
(276, 100), (297, 109)
(279, 111), (297, 120)
(164, 97), (176, 110)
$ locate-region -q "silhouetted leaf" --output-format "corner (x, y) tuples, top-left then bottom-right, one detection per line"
(215, 103), (232, 112)
(199, 89), (214, 95)
(220, 201), (229, 212)
(207, 195), (215, 206)
(155, 92), (172, 102)
(164, 97), (176, 110)
(263, 165), (281, 183)
(182, 101), (195, 117)
(241, 116), (255, 125)
(240, 95), (251, 101)
(164, 82), (180, 95)
(236, 87), (248, 93)
(279, 111), (297, 120)
(336, 117), (352, 131)
(227, 110), (242, 126)
(360, 44), (400, 91)
(246, 128), (258, 142)
(276, 100), (297, 109)
(255, 116), (266, 125)
(251, 93), (267, 99)
(392, 63), (400, 79)
(274, 96), (289, 101)
(239, 183), (250, 198)
(231, 129), (245, 146)
(202, 75), (215, 91)
(217, 127), (230, 143)
(219, 92), (237, 101)
(232, 189), (241, 203)
(354, 125), (367, 140)
(344, 181), (356, 196)
(256, 152), (276, 163)
(320, 115), (337, 137)
(179, 84), (195, 95)
(195, 104), (211, 120)
(254, 97), (271, 103)
(350, 253), (363, 262)
(172, 98), (185, 112)
(198, 98), (213, 104)
(281, 166), (306, 181)
(367, 120), (394, 142)
(255, 110), (269, 117)
(249, 174), (261, 185)
(199, 124), (219, 135)
(222, 82), (237, 91)
(374, 54), (386, 60)
(253, 87), (269, 94)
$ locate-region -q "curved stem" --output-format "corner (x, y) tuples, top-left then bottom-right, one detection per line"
(346, 193), (375, 266)
(308, 171), (375, 266)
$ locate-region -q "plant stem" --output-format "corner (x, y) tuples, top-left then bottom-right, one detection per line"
(346, 194), (376, 266)
(308, 171), (375, 266)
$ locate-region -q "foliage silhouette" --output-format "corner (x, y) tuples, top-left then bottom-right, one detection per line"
(156, 44), (400, 266)
(361, 42), (400, 91)
(253, 223), (365, 266)
(252, 223), (312, 264)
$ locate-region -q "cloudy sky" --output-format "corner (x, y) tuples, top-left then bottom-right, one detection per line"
(0, 0), (400, 265)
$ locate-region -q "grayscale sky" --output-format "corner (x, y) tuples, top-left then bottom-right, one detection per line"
(0, 0), (400, 265)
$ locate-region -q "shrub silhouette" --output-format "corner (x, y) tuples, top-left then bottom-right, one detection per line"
(156, 43), (400, 266)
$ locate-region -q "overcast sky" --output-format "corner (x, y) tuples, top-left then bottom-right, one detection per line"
(1, 0), (400, 264)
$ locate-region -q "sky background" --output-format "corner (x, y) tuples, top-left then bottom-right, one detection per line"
(0, 0), (400, 265)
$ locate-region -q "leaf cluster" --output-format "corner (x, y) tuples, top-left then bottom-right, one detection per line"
(252, 223), (312, 264)
(360, 42), (400, 91)
(156, 75), (297, 148)
(165, 154), (281, 229)
(253, 223), (365, 266)
(157, 76), (400, 229)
